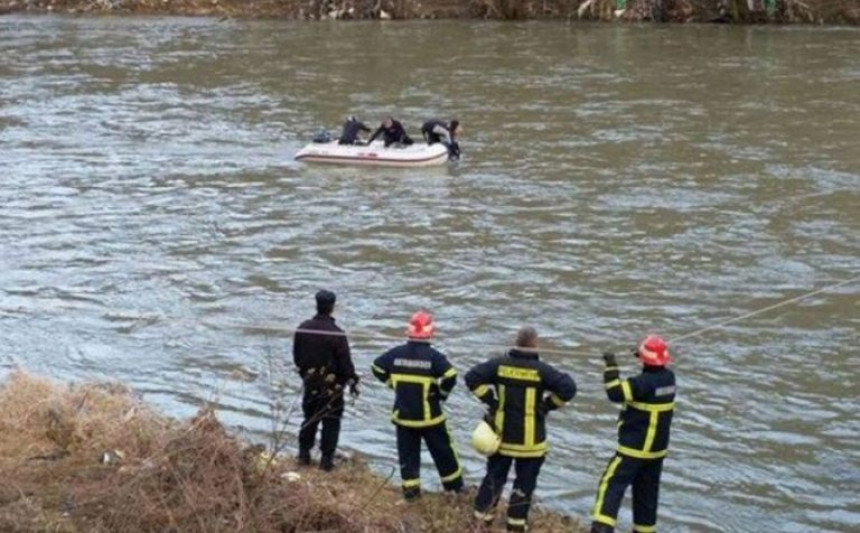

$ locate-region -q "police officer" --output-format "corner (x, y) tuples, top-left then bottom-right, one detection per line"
(338, 115), (371, 145)
(591, 335), (676, 533)
(421, 119), (461, 160)
(466, 326), (577, 532)
(293, 290), (359, 471)
(367, 116), (414, 147)
(371, 310), (463, 500)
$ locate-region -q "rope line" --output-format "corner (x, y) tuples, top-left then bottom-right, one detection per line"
(221, 273), (859, 358)
(667, 275), (860, 344)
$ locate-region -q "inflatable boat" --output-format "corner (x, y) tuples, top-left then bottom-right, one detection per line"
(294, 140), (450, 167)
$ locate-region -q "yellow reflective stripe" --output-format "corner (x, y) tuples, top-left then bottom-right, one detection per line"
(391, 374), (435, 385)
(498, 365), (541, 382)
(440, 467), (462, 483)
(473, 384), (490, 397)
(604, 366), (619, 372)
(524, 388), (536, 447)
(507, 517), (527, 526)
(442, 367), (457, 378)
(402, 478), (421, 488)
(621, 380), (633, 402)
(642, 411), (659, 453)
(392, 414), (446, 427)
(371, 363), (386, 375)
(442, 421), (462, 481)
(628, 400), (675, 412)
(498, 447), (547, 458)
(594, 514), (617, 527)
(604, 379), (621, 390)
(474, 510), (495, 522)
(495, 384), (506, 432)
(592, 456), (622, 526)
(390, 374), (435, 422)
(498, 441), (547, 451)
(550, 393), (566, 407)
(634, 524), (657, 533)
(617, 445), (667, 459)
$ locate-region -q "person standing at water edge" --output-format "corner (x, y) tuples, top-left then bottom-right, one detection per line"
(293, 290), (359, 471)
(371, 310), (463, 500)
(367, 116), (414, 147)
(338, 115), (370, 145)
(466, 326), (576, 532)
(591, 335), (676, 533)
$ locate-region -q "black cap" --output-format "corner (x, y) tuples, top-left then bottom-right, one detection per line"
(315, 290), (336, 314)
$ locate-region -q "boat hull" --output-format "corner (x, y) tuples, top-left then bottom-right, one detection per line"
(295, 141), (449, 167)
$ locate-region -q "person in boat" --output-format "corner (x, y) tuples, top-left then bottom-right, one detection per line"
(371, 311), (464, 501)
(367, 116), (414, 148)
(293, 290), (360, 472)
(466, 326), (576, 532)
(590, 335), (676, 533)
(421, 119), (461, 160)
(338, 115), (371, 145)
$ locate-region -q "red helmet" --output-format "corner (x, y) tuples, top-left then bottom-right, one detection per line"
(406, 311), (435, 339)
(637, 335), (671, 366)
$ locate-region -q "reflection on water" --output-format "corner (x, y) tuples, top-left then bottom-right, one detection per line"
(1, 16), (859, 532)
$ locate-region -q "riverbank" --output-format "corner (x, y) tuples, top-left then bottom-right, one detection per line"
(0, 372), (586, 532)
(0, 0), (858, 23)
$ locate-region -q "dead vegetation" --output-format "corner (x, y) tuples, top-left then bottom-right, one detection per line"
(0, 0), (857, 22)
(0, 371), (585, 532)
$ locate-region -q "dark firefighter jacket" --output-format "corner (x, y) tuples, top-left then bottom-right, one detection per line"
(367, 120), (414, 147)
(465, 350), (577, 458)
(604, 364), (676, 459)
(293, 315), (358, 401)
(371, 341), (457, 428)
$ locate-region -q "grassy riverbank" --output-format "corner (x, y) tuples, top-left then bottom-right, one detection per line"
(0, 0), (858, 24)
(0, 372), (586, 532)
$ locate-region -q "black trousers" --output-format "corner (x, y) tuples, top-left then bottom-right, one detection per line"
(591, 453), (664, 532)
(396, 422), (463, 499)
(474, 454), (545, 532)
(298, 394), (343, 462)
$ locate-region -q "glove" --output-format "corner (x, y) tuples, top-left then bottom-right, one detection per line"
(602, 352), (617, 366)
(349, 381), (360, 398)
(537, 398), (551, 417)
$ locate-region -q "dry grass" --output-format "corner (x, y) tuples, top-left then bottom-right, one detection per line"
(0, 0), (857, 22)
(0, 371), (586, 532)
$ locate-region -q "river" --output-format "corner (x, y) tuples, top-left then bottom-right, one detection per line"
(1, 15), (858, 532)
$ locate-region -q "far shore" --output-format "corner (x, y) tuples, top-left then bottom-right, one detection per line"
(1, 0), (858, 25)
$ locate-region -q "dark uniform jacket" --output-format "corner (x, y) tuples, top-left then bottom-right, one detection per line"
(338, 119), (370, 145)
(368, 120), (414, 147)
(604, 364), (676, 459)
(421, 120), (451, 145)
(465, 350), (577, 458)
(371, 341), (457, 428)
(293, 314), (358, 405)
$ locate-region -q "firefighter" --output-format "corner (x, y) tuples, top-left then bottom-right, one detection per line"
(371, 310), (463, 500)
(421, 119), (462, 160)
(338, 115), (371, 145)
(292, 290), (359, 471)
(367, 116), (414, 147)
(590, 335), (676, 533)
(465, 326), (577, 532)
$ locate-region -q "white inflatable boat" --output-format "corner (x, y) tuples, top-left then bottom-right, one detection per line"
(294, 140), (450, 167)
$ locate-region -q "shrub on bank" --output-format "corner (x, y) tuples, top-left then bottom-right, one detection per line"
(0, 0), (857, 23)
(0, 372), (585, 532)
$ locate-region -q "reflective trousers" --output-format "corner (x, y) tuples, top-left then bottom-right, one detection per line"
(474, 454), (545, 532)
(396, 422), (463, 499)
(591, 453), (664, 533)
